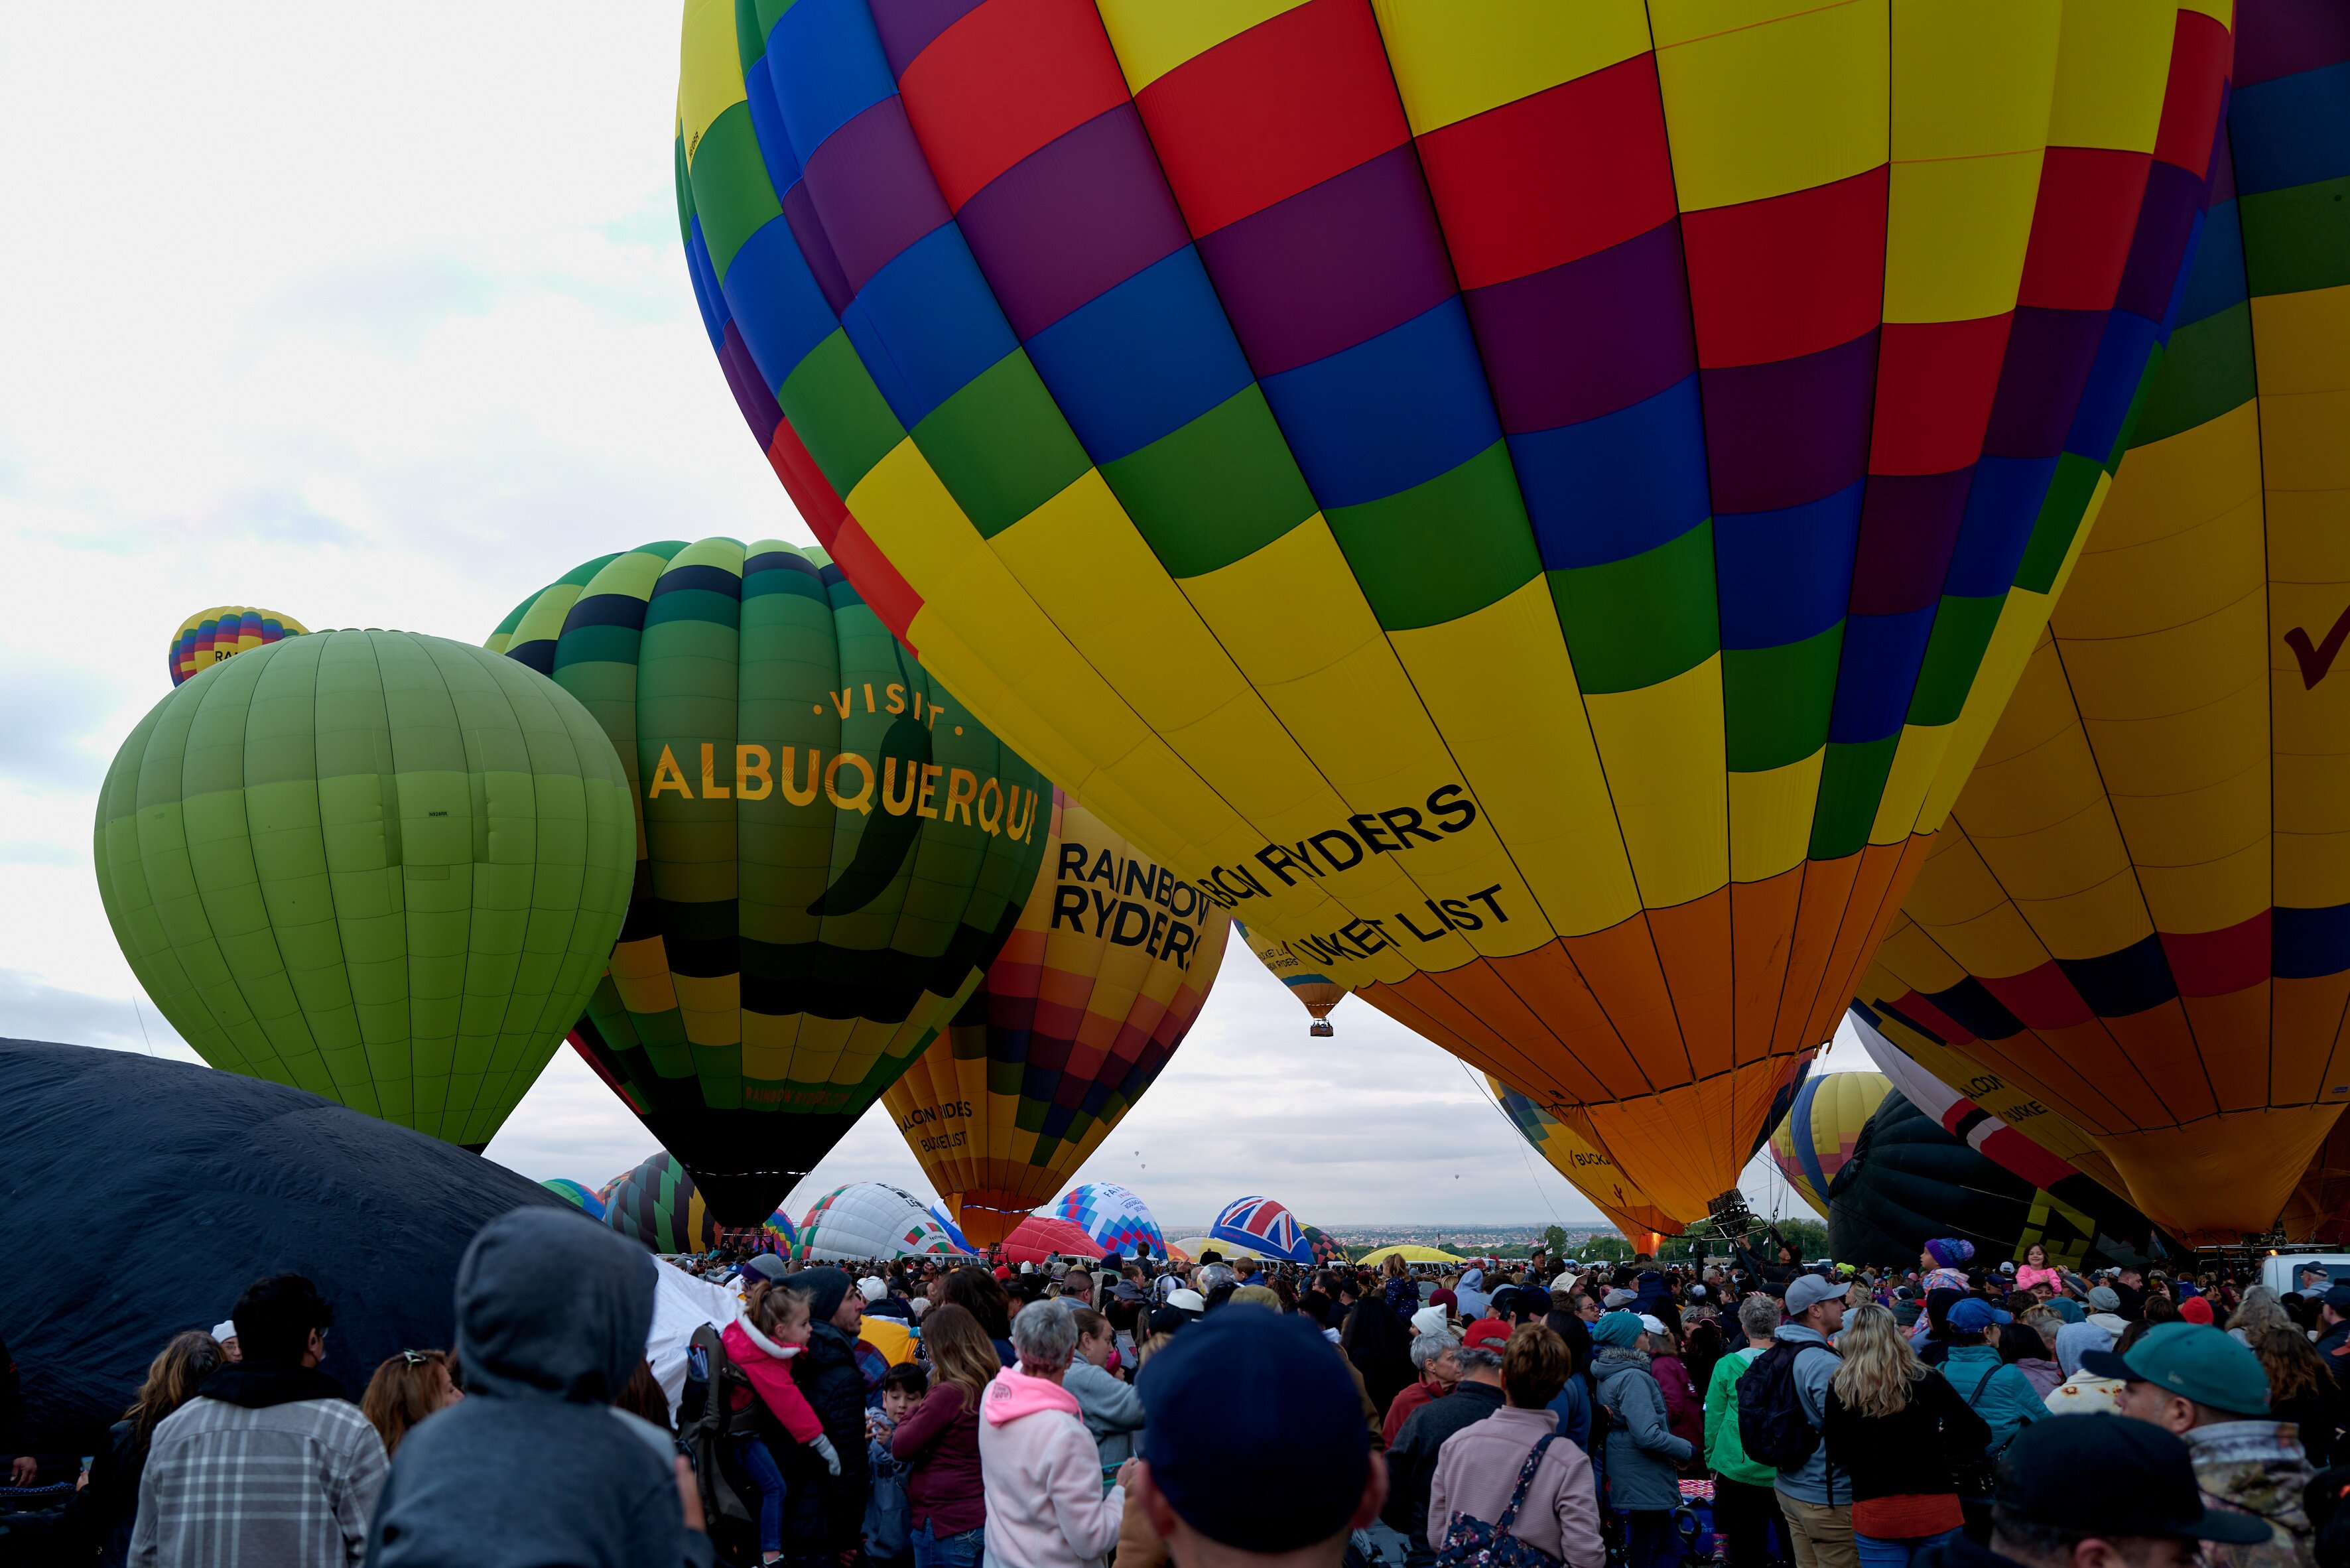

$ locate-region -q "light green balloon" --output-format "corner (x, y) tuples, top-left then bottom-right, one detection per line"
(94, 628), (635, 1149)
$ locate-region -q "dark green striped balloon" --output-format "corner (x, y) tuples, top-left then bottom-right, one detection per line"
(488, 538), (1049, 1224)
(94, 629), (636, 1149)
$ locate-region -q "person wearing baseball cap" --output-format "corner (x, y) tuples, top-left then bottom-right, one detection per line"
(1941, 1297), (2052, 1473)
(1382, 1319), (1510, 1561)
(1915, 1415), (2268, 1568)
(1772, 1274), (1855, 1568)
(2315, 1286), (2350, 1384)
(2081, 1324), (2314, 1568)
(1128, 1306), (1385, 1568)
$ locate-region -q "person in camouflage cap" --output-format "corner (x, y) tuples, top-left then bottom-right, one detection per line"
(2084, 1323), (2316, 1568)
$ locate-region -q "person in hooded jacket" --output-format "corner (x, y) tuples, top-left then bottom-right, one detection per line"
(722, 1280), (841, 1565)
(978, 1299), (1134, 1568)
(1591, 1311), (1693, 1568)
(360, 1208), (710, 1568)
(787, 1268), (876, 1568)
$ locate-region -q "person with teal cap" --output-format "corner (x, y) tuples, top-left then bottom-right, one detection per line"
(2083, 1324), (2314, 1568)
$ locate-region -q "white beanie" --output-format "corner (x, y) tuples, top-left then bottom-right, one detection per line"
(858, 1275), (887, 1301)
(1411, 1305), (1450, 1337)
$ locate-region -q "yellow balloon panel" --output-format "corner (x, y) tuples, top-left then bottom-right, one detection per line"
(1859, 29), (2350, 1241)
(677, 0), (2234, 1223)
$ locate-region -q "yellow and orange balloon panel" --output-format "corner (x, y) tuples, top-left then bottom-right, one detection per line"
(170, 607), (306, 686)
(675, 1), (2233, 1221)
(883, 790), (1229, 1245)
(1857, 15), (2350, 1243)
(1488, 1075), (1681, 1254)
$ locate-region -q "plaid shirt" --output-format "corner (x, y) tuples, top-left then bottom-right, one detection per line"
(129, 1392), (387, 1568)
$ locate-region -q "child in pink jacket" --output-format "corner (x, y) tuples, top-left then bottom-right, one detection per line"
(723, 1283), (842, 1564)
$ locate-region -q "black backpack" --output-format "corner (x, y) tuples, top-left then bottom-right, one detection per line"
(1736, 1340), (1825, 1472)
(677, 1323), (756, 1532)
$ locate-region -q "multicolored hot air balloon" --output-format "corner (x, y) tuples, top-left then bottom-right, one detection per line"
(797, 1181), (969, 1260)
(1768, 1071), (1892, 1218)
(1856, 10), (2350, 1242)
(1851, 1003), (2174, 1258)
(1488, 1075), (1682, 1254)
(1826, 1090), (2168, 1270)
(1237, 922), (1345, 1037)
(490, 539), (1049, 1223)
(96, 629), (635, 1149)
(1054, 1181), (1165, 1259)
(1301, 1225), (1352, 1266)
(676, 0), (2233, 1224)
(170, 608), (308, 688)
(542, 1179), (610, 1220)
(882, 791), (1227, 1244)
(602, 1151), (722, 1255)
(1208, 1195), (1313, 1266)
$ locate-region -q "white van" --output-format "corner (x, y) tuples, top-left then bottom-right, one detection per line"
(2259, 1254), (2350, 1298)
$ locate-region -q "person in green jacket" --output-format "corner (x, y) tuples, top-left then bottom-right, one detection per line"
(1707, 1293), (1788, 1568)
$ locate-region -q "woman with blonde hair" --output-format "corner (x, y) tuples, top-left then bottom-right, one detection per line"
(361, 1348), (465, 1459)
(1820, 1303), (1989, 1568)
(76, 1330), (224, 1567)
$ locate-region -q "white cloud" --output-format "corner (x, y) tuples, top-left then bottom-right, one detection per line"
(0, 1), (1855, 1240)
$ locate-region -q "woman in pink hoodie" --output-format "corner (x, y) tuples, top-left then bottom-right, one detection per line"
(722, 1281), (841, 1565)
(977, 1299), (1136, 1568)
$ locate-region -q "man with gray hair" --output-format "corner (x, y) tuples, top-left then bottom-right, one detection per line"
(979, 1298), (1136, 1568)
(1707, 1293), (1788, 1568)
(1382, 1321), (1509, 1568)
(1382, 1330), (1463, 1447)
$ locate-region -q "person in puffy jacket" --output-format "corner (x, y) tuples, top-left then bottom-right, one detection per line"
(1591, 1311), (1692, 1568)
(723, 1281), (842, 1565)
(893, 1305), (990, 1568)
(786, 1268), (876, 1568)
(978, 1300), (1133, 1568)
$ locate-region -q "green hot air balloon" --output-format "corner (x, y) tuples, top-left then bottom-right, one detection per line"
(95, 629), (636, 1149)
(488, 538), (1050, 1222)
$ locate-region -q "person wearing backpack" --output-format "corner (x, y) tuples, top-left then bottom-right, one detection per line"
(1591, 1310), (1693, 1568)
(1707, 1295), (1790, 1568)
(1741, 1273), (1854, 1568)
(1819, 1303), (1990, 1568)
(1427, 1325), (1604, 1567)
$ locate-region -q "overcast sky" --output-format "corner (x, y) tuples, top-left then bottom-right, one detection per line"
(0, 3), (1849, 1231)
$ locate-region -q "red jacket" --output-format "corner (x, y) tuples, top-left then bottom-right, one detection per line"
(893, 1381), (985, 1535)
(1650, 1352), (1703, 1454)
(721, 1319), (824, 1445)
(1384, 1376), (1448, 1447)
